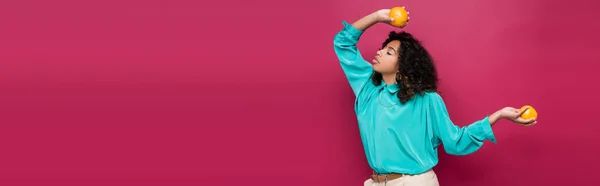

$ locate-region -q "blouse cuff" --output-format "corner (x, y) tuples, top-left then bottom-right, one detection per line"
(479, 116), (497, 144)
(341, 20), (363, 39)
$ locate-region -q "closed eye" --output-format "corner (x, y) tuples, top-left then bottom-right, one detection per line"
(387, 46), (398, 55)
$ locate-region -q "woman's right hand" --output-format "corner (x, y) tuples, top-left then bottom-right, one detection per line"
(373, 8), (410, 28)
(351, 8), (410, 31)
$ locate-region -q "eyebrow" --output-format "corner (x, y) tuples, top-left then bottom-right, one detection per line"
(386, 46), (398, 53)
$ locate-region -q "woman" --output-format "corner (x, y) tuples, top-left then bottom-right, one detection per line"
(333, 8), (536, 186)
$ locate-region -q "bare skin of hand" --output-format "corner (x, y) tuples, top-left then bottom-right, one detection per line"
(489, 107), (537, 126)
(350, 8), (410, 31)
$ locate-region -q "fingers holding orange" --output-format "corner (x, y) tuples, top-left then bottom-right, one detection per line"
(389, 6), (409, 27)
(519, 105), (538, 120)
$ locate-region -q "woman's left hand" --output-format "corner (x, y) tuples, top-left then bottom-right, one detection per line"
(499, 107), (537, 126)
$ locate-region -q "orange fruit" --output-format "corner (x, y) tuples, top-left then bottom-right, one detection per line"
(389, 6), (409, 27)
(519, 105), (538, 120)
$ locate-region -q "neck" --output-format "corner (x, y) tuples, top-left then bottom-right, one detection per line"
(382, 73), (396, 85)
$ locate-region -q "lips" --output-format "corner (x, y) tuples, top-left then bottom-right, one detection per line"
(372, 59), (380, 64)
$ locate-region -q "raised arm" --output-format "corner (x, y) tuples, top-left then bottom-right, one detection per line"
(333, 10), (394, 96)
(350, 12), (383, 31)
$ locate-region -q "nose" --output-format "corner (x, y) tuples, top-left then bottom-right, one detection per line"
(376, 49), (382, 57)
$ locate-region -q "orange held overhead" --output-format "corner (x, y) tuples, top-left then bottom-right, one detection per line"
(389, 6), (409, 27)
(520, 105), (538, 120)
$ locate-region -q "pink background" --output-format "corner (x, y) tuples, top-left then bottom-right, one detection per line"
(1, 0), (599, 185)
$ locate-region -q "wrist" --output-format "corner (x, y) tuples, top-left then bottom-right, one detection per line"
(489, 110), (503, 125)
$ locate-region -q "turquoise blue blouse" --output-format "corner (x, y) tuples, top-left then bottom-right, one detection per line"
(333, 20), (497, 175)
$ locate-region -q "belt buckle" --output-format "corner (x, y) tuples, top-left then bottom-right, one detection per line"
(372, 171), (388, 183)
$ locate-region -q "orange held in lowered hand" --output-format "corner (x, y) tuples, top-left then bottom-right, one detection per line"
(519, 105), (538, 120)
(389, 6), (409, 27)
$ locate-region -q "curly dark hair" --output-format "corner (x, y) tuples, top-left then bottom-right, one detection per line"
(371, 31), (439, 103)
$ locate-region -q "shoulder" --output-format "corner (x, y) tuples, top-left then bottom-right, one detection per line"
(420, 92), (447, 110)
(421, 91), (443, 102)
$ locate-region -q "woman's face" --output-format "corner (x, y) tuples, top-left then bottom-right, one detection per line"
(372, 40), (400, 74)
